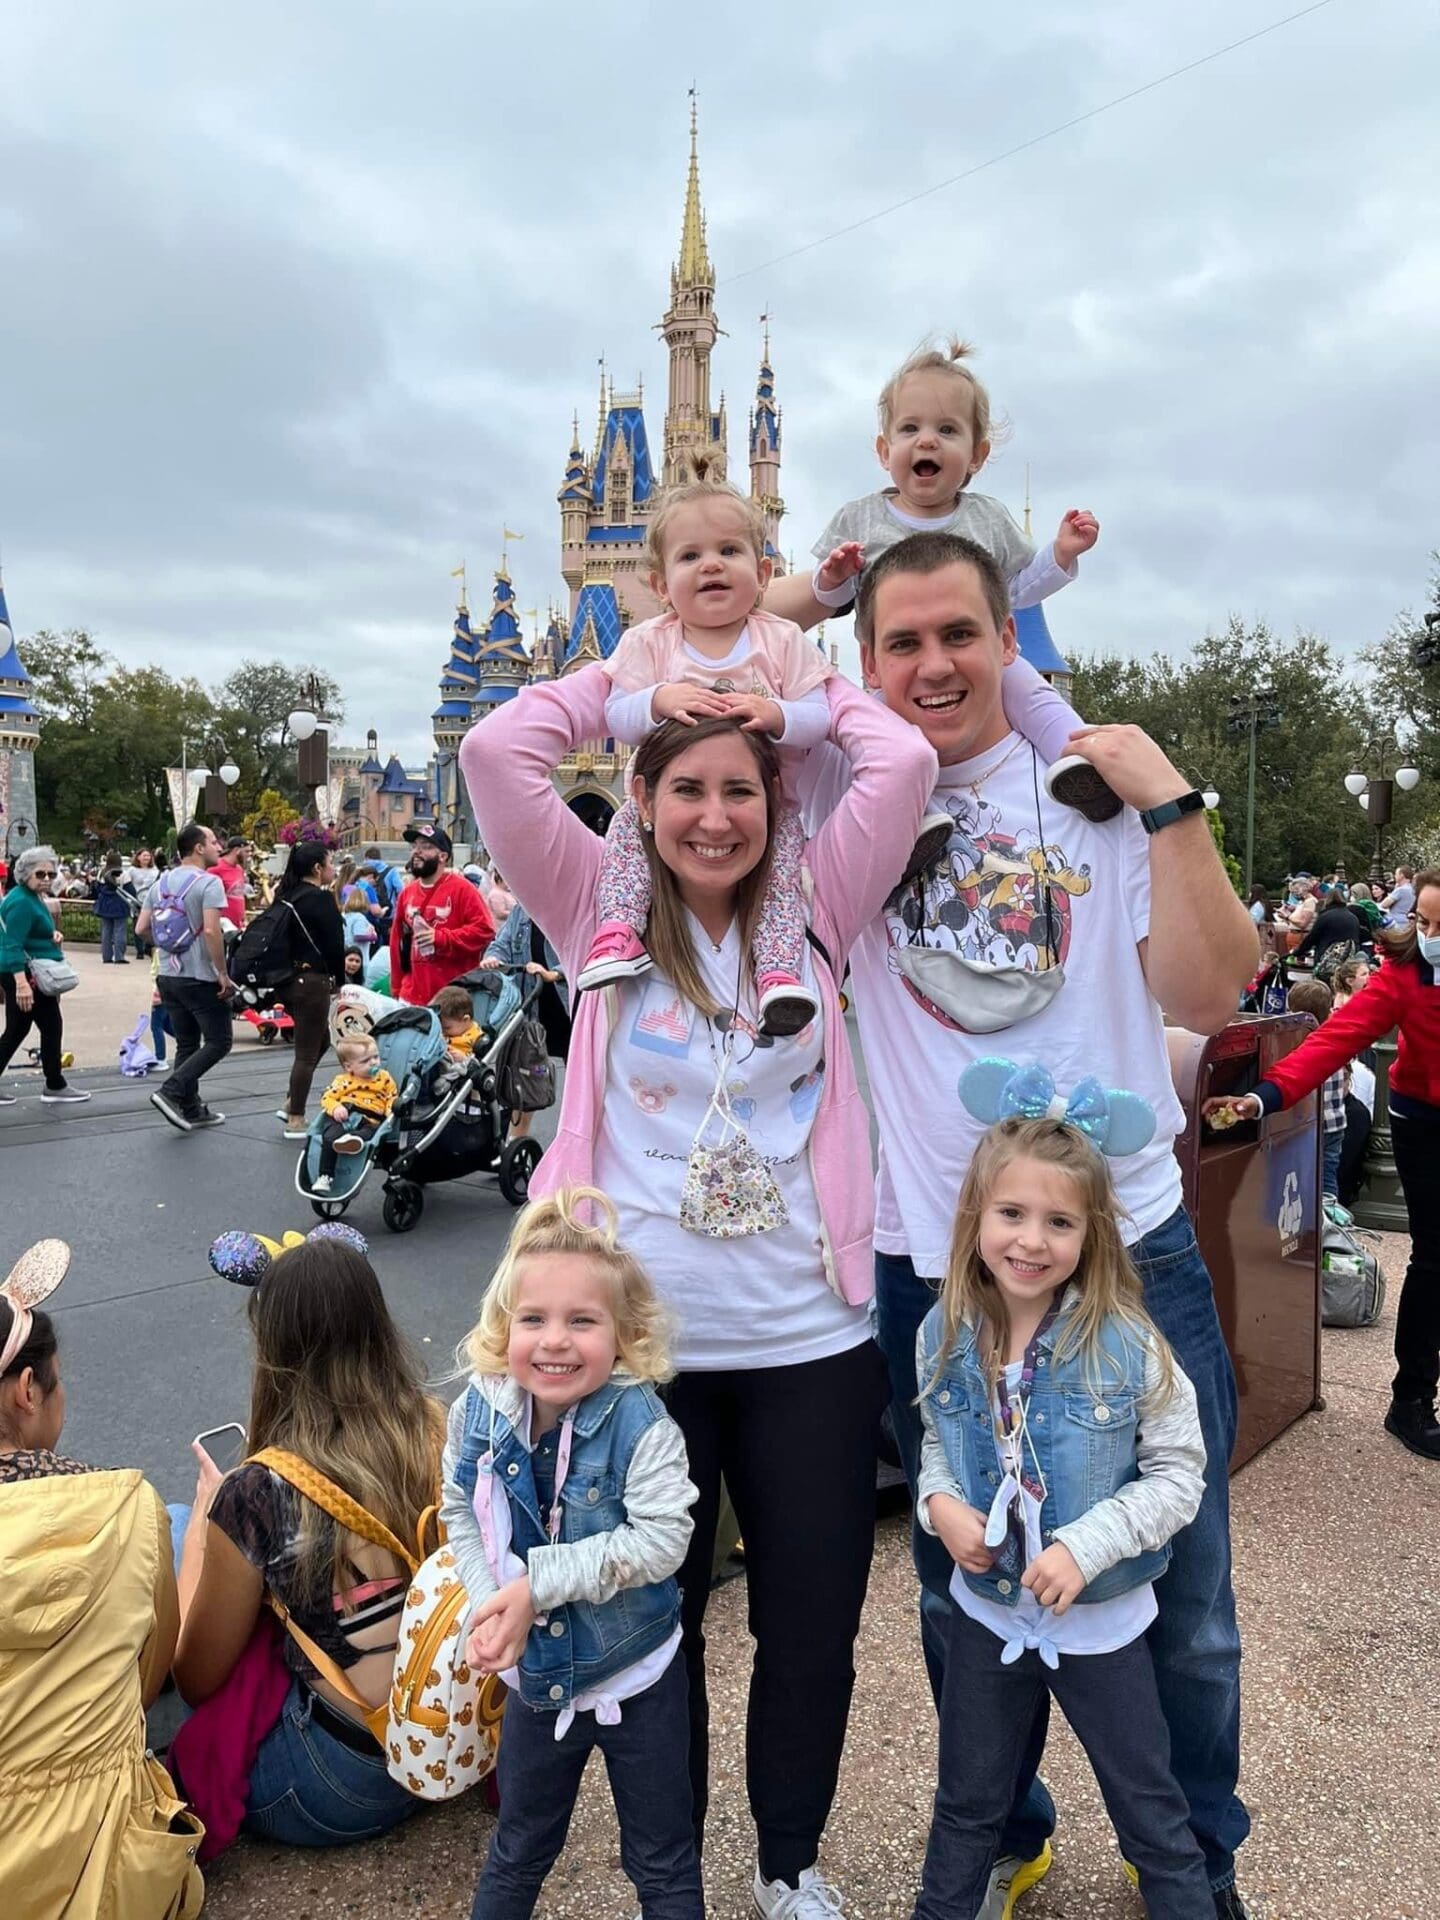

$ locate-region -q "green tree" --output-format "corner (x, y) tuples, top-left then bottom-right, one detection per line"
(214, 661), (344, 799)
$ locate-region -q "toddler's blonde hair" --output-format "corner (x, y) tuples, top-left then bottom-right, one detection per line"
(643, 458), (769, 579)
(461, 1186), (675, 1384)
(877, 336), (996, 447)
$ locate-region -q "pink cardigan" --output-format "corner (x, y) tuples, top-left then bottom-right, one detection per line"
(460, 665), (937, 1305)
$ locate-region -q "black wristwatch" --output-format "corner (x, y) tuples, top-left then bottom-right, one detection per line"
(1138, 790), (1207, 836)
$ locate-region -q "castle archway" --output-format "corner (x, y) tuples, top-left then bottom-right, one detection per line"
(567, 788), (615, 836)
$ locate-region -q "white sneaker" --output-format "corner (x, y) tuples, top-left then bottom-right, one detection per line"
(753, 1865), (846, 1919)
(312, 1174), (333, 1193)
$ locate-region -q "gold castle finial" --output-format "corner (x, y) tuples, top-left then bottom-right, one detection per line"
(1023, 463), (1033, 540)
(677, 88), (712, 289)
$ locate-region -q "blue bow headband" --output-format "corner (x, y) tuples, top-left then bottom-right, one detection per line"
(959, 1058), (1156, 1158)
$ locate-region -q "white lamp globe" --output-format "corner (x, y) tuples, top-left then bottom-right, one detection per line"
(219, 759), (240, 786)
(1356, 792), (1370, 813)
(1343, 771), (1368, 797)
(288, 708), (319, 742)
(1395, 765), (1421, 792)
(191, 765), (211, 783)
(1202, 788), (1220, 811)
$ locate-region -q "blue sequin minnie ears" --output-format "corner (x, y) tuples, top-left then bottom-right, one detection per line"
(959, 1058), (1157, 1158)
(209, 1222), (370, 1287)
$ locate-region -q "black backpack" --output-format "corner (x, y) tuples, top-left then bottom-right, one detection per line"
(500, 1017), (556, 1113)
(230, 898), (322, 1007)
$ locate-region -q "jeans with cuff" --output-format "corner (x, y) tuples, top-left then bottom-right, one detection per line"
(243, 1679), (419, 1847)
(873, 1250), (1056, 1865)
(915, 1606), (1213, 1920)
(157, 974), (233, 1116)
(100, 916), (129, 962)
(471, 1652), (702, 1920)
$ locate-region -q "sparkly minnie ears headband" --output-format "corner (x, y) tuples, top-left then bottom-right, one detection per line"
(959, 1058), (1157, 1158)
(209, 1222), (369, 1287)
(0, 1239), (71, 1375)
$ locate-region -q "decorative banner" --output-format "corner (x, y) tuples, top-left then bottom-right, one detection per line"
(164, 768), (209, 832)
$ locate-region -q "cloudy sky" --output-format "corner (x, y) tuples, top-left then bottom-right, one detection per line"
(4, 0), (1436, 766)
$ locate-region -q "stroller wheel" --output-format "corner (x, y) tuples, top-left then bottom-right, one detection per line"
(499, 1136), (543, 1207)
(310, 1199), (349, 1220)
(383, 1181), (425, 1234)
(258, 1026), (277, 1045)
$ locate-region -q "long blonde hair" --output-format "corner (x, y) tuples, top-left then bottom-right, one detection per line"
(927, 1118), (1176, 1403)
(246, 1239), (445, 1603)
(630, 716), (782, 1016)
(462, 1186), (675, 1384)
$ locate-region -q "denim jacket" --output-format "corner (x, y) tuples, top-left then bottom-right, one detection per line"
(441, 1373), (695, 1712)
(916, 1289), (1205, 1607)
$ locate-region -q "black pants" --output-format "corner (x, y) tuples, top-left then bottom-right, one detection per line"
(0, 971), (66, 1090)
(317, 1111), (380, 1177)
(915, 1607), (1213, 1920)
(665, 1337), (889, 1886)
(286, 970), (334, 1117)
(471, 1653), (703, 1920)
(1338, 1093), (1373, 1208)
(1390, 1099), (1440, 1403)
(157, 976), (233, 1116)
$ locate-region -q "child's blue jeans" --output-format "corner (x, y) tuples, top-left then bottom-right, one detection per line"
(915, 1606), (1213, 1920)
(150, 1002), (173, 1064)
(471, 1652), (703, 1920)
(1322, 1125), (1345, 1199)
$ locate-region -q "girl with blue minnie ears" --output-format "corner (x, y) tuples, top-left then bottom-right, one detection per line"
(912, 1098), (1214, 1920)
(441, 1186), (703, 1920)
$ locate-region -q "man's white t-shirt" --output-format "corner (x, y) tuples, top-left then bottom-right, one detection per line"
(593, 915), (869, 1371)
(801, 730), (1185, 1278)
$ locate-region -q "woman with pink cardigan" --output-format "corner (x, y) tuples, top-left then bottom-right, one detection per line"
(462, 662), (935, 1917)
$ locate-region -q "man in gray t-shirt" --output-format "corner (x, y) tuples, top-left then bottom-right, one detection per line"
(137, 822), (235, 1130)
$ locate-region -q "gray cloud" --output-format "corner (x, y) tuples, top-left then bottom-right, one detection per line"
(2, 0), (1435, 764)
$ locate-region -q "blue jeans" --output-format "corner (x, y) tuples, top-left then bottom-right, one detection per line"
(472, 1653), (703, 1920)
(151, 1003), (173, 1064)
(915, 1607), (1212, 1920)
(874, 1251), (1055, 1864)
(100, 917), (129, 962)
(243, 1680), (419, 1847)
(1321, 1126), (1344, 1199)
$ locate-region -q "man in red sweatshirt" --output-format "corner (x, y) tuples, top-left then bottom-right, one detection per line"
(389, 823), (493, 1006)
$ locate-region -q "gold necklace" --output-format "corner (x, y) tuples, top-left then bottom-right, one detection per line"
(963, 734), (1029, 801)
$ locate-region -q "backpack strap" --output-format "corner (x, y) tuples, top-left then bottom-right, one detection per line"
(250, 1446), (418, 1571)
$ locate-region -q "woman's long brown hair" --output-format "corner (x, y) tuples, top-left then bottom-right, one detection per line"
(631, 716), (783, 1016)
(247, 1239), (444, 1602)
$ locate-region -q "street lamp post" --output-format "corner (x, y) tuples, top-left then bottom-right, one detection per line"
(1226, 690), (1281, 895)
(1344, 736), (1422, 888)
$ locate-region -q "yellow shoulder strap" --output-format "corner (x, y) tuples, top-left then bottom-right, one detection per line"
(250, 1447), (417, 1572)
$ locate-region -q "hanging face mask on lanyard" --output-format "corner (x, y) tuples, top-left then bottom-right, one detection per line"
(890, 744), (1069, 1033)
(680, 1020), (789, 1239)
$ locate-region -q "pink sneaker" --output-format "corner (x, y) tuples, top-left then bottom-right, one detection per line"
(757, 971), (821, 1038)
(577, 921), (653, 992)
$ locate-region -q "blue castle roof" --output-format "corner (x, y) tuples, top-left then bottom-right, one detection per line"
(440, 605), (482, 691)
(591, 404), (654, 509)
(1014, 603), (1070, 679)
(0, 576), (39, 718)
(565, 581), (623, 664)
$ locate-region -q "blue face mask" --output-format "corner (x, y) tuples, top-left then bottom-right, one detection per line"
(1418, 933), (1440, 968)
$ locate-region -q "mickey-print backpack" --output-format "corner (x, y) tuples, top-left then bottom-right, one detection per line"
(253, 1449), (506, 1802)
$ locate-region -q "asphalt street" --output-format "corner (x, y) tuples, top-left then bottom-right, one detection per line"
(0, 1045), (560, 1501)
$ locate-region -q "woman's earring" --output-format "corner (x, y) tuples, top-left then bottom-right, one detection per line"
(640, 818), (654, 835)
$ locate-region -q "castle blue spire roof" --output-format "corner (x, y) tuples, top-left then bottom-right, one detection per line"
(478, 569), (529, 666)
(0, 572), (40, 720)
(591, 401), (655, 513)
(1013, 603), (1071, 680)
(749, 350), (779, 460)
(440, 601), (482, 692)
(564, 581), (623, 665)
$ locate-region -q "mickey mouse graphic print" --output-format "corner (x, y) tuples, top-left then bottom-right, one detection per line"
(802, 729), (1188, 1280)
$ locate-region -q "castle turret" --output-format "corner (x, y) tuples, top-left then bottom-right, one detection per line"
(0, 569), (42, 858)
(749, 325), (785, 563)
(662, 103), (724, 487)
(558, 415), (591, 598)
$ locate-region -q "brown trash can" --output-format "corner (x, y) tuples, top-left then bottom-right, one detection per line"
(1167, 1013), (1323, 1471)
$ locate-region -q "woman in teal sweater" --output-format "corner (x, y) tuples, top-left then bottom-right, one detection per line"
(0, 846), (89, 1104)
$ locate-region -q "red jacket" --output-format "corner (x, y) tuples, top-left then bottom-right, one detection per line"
(1258, 952), (1440, 1114)
(389, 869), (493, 1006)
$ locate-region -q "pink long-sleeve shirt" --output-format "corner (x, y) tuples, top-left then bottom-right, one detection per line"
(460, 665), (937, 1305)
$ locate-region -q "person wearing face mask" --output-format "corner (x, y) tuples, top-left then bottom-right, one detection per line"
(1206, 866), (1440, 1462)
(388, 823), (493, 1007)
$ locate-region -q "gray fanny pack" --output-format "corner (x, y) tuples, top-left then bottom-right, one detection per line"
(890, 945), (1066, 1032)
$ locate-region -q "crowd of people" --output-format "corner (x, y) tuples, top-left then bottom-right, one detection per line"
(3, 340), (1437, 1920)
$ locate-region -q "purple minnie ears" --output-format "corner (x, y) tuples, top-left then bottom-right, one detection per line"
(209, 1222), (370, 1287)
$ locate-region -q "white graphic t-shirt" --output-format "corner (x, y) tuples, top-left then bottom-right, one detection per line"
(593, 917), (869, 1371)
(801, 731), (1186, 1277)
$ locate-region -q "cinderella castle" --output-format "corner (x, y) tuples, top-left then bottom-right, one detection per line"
(430, 108), (1070, 847)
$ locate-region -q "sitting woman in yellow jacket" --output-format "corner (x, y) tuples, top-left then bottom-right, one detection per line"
(0, 1241), (203, 1919)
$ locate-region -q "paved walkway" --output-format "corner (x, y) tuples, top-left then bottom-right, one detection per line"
(194, 1238), (1433, 1920)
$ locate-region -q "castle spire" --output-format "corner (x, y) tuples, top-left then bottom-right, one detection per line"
(748, 316), (785, 563)
(676, 93), (712, 291)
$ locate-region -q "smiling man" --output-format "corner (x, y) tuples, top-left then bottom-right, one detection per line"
(801, 531), (1258, 1920)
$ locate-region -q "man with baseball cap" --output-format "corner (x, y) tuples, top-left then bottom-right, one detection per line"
(389, 823), (493, 1005)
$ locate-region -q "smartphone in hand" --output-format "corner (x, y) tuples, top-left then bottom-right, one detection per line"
(193, 1423), (248, 1475)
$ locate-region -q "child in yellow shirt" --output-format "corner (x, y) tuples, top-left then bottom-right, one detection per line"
(314, 1036), (397, 1191)
(434, 984), (483, 1060)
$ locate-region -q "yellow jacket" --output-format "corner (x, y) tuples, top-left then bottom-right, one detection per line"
(0, 1470), (204, 1919)
(447, 1021), (483, 1058)
(321, 1068), (397, 1122)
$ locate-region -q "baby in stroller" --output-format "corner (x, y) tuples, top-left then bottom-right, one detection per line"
(312, 1035), (397, 1194)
